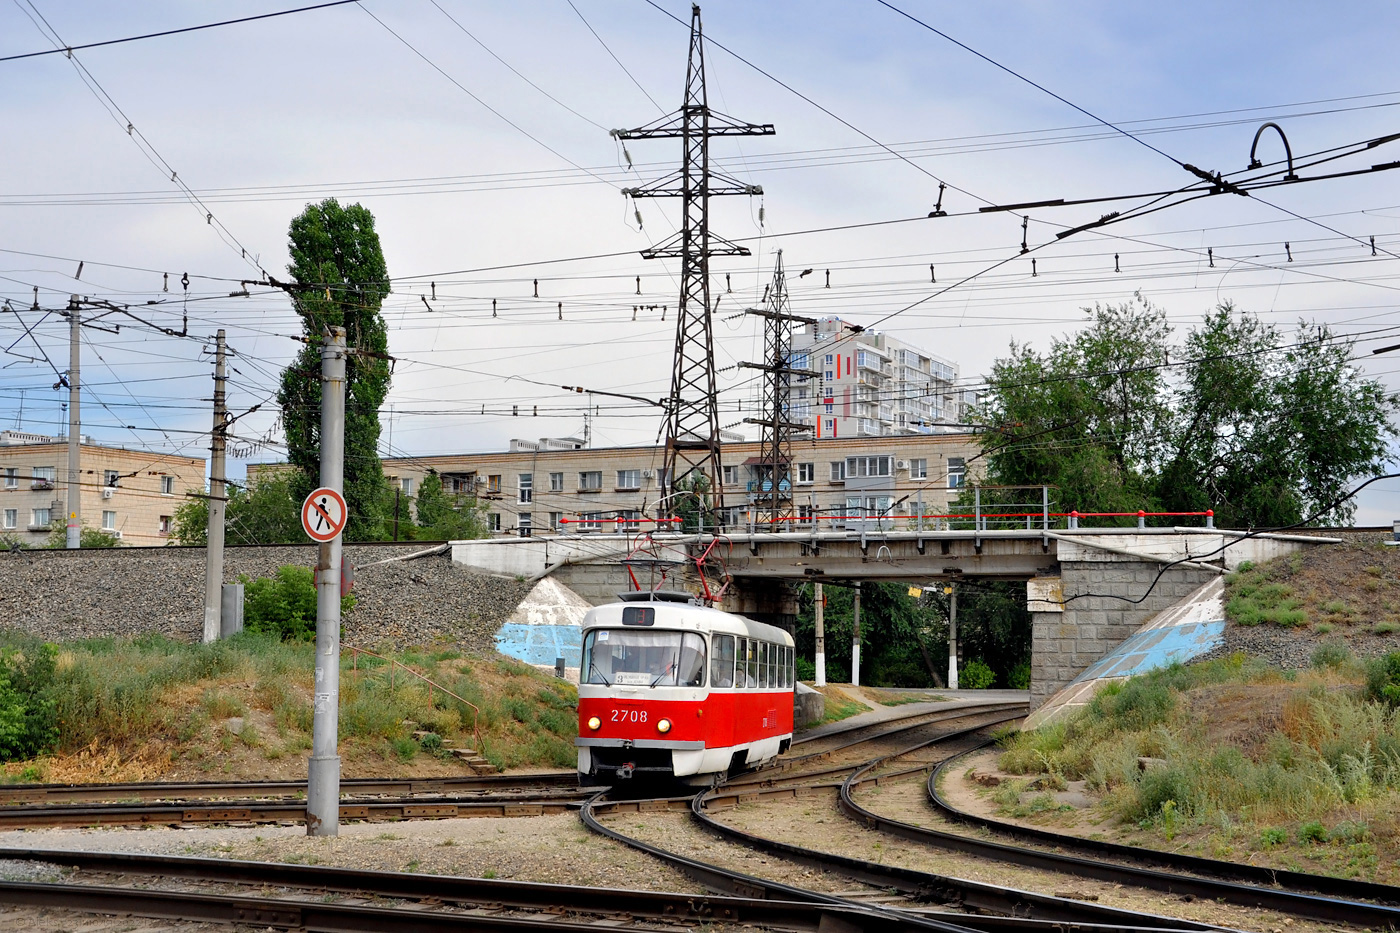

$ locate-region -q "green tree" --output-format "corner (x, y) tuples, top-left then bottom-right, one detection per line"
(1158, 307), (1398, 526)
(44, 522), (119, 548)
(276, 198), (393, 541)
(972, 298), (1398, 527)
(413, 470), (490, 540)
(672, 473), (717, 533)
(172, 472), (302, 545)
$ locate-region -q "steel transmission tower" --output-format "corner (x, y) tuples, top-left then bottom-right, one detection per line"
(742, 250), (815, 530)
(614, 4), (773, 526)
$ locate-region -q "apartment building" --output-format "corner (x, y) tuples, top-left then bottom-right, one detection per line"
(0, 430), (206, 547)
(372, 432), (981, 537)
(788, 317), (977, 438)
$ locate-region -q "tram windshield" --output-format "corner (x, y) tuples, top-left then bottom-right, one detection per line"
(582, 629), (706, 687)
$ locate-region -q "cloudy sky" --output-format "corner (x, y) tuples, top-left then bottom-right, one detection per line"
(4, 1), (1400, 522)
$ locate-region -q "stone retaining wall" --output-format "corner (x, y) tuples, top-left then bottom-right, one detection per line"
(1030, 560), (1218, 708)
(0, 545), (531, 652)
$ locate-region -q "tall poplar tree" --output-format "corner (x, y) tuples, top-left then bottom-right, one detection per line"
(276, 198), (392, 540)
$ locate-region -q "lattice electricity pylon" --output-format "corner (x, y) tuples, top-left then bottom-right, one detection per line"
(741, 250), (816, 531)
(613, 4), (774, 527)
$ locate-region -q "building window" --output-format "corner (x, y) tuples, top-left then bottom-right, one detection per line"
(948, 457), (966, 488)
(549, 511), (563, 531)
(401, 477), (414, 495)
(616, 469), (641, 490)
(158, 514), (172, 534)
(487, 475), (502, 494)
(846, 456), (892, 478)
(797, 503), (814, 526)
(910, 458), (927, 479)
(3, 468), (15, 488)
(579, 471), (602, 492)
(518, 513), (532, 537)
(518, 473), (533, 503)
(102, 510), (116, 530)
(31, 507), (51, 528)
(797, 462), (815, 484)
(825, 370), (833, 382)
(489, 513), (502, 532)
(579, 511), (602, 531)
(160, 475), (175, 495)
(2, 509), (15, 529)
(31, 466), (55, 490)
(825, 354), (833, 363)
(619, 509), (641, 531)
(829, 461), (845, 482)
(104, 469), (120, 487)
(722, 465), (738, 486)
(549, 472), (563, 492)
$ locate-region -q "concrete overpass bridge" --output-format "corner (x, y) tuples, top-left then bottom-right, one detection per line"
(453, 527), (1333, 709)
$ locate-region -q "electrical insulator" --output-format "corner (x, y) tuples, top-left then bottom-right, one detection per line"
(513, 405), (518, 416)
(533, 279), (539, 298)
(634, 207), (643, 229)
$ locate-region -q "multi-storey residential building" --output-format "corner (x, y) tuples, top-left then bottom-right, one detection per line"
(0, 431), (206, 547)
(788, 317), (970, 438)
(350, 433), (983, 537)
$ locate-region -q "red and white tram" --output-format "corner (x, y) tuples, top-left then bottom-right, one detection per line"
(576, 592), (796, 785)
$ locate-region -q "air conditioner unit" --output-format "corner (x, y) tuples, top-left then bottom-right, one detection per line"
(895, 459), (910, 471)
(641, 469), (656, 479)
(110, 530), (122, 540)
(101, 488), (114, 499)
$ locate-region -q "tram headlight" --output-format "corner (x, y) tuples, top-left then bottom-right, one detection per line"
(656, 718), (672, 734)
(587, 716), (601, 731)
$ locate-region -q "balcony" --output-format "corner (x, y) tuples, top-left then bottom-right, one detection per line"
(30, 480), (53, 491)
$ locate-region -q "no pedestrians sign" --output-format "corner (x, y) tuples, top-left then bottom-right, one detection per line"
(302, 487), (347, 543)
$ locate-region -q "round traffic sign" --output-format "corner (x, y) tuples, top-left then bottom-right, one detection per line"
(302, 487), (348, 542)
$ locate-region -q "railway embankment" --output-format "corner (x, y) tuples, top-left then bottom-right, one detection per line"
(0, 544), (530, 650)
(962, 532), (1400, 886)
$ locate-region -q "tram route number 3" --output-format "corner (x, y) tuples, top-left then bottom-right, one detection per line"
(612, 709), (648, 723)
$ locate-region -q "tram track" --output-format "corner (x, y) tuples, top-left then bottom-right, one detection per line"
(888, 741), (1400, 923)
(582, 706), (1222, 933)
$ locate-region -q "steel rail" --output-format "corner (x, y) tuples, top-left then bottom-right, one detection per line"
(0, 878), (729, 933)
(0, 845), (917, 933)
(584, 711), (1206, 933)
(689, 715), (1223, 932)
(0, 771), (577, 806)
(0, 791), (588, 829)
(923, 741), (1400, 914)
(831, 743), (1400, 928)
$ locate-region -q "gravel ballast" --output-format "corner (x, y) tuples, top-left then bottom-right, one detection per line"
(0, 545), (532, 652)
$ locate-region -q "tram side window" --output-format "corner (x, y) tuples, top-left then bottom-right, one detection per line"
(747, 640), (759, 688)
(778, 646), (787, 688)
(711, 634), (735, 688)
(734, 637), (748, 688)
(787, 646), (794, 687)
(768, 644), (777, 687)
(759, 642), (769, 689)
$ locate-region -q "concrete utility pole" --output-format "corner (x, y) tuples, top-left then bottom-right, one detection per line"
(813, 582), (826, 687)
(851, 587), (862, 687)
(202, 330), (228, 643)
(947, 582), (959, 690)
(65, 297), (80, 549)
(307, 326), (346, 837)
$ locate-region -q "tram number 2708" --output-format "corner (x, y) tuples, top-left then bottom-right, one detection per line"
(611, 708), (648, 723)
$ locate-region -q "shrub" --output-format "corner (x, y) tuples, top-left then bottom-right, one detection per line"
(961, 659), (995, 689)
(1298, 821), (1328, 844)
(1364, 652), (1400, 708)
(795, 657), (816, 681)
(1310, 641), (1352, 670)
(1008, 661), (1031, 690)
(240, 566), (355, 641)
(1260, 827), (1287, 847)
(0, 634), (59, 761)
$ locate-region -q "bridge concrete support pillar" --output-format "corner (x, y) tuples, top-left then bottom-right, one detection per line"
(1029, 560), (1218, 710)
(721, 577), (800, 633)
